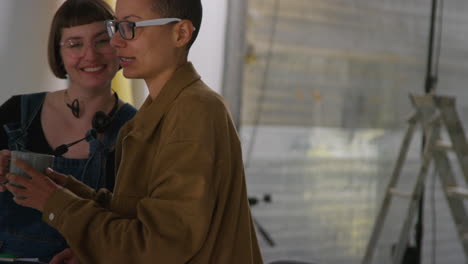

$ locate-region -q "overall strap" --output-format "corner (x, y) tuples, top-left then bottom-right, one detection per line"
(82, 103), (136, 190)
(3, 92), (47, 151)
(101, 103), (137, 149)
(20, 92), (48, 131)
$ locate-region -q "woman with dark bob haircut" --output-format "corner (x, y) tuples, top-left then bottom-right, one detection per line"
(0, 0), (136, 261)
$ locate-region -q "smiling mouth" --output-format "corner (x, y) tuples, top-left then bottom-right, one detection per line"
(120, 57), (135, 62)
(82, 65), (105, 72)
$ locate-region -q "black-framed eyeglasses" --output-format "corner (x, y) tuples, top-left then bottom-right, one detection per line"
(105, 18), (183, 40)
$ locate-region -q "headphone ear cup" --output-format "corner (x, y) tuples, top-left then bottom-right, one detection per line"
(92, 111), (111, 133)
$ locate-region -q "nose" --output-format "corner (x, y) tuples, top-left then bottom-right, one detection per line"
(110, 31), (126, 49)
(82, 44), (99, 60)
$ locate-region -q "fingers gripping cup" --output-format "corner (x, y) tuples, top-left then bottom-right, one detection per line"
(9, 151), (55, 189)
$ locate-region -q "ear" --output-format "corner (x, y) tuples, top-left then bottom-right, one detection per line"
(172, 20), (194, 48)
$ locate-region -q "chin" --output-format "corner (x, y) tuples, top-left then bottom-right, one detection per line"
(122, 69), (140, 79)
(82, 80), (111, 90)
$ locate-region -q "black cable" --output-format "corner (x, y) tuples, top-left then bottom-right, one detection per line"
(415, 1), (444, 263)
(244, 0), (280, 170)
(424, 0), (438, 94)
(429, 2), (443, 263)
(433, 0), (444, 79)
(424, 0), (444, 95)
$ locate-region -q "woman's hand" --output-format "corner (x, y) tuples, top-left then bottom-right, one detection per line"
(0, 150), (11, 192)
(50, 248), (80, 264)
(5, 158), (60, 212)
(46, 167), (69, 187)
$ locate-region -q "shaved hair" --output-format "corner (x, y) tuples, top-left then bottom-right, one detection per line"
(151, 0), (202, 50)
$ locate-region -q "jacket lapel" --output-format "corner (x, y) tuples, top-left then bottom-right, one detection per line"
(126, 62), (201, 140)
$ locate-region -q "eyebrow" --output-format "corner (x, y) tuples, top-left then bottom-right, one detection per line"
(63, 30), (108, 41)
(94, 31), (108, 38)
(122, 15), (142, 20)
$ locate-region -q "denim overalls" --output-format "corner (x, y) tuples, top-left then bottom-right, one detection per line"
(0, 92), (136, 262)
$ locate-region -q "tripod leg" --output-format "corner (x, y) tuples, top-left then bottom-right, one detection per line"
(253, 216), (276, 247)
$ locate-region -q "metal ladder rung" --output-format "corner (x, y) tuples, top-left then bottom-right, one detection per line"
(434, 142), (454, 152)
(447, 186), (468, 199)
(389, 188), (413, 199)
(362, 95), (468, 264)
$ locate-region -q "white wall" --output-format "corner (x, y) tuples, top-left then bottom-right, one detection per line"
(135, 0), (228, 106)
(189, 0), (227, 94)
(0, 0), (65, 104)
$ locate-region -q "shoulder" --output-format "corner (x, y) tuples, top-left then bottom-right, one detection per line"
(162, 81), (233, 140)
(19, 92), (49, 104)
(0, 95), (21, 111)
(19, 92), (50, 113)
(2, 91), (48, 108)
(0, 95), (23, 125)
(175, 80), (228, 115)
(0, 91), (50, 118)
(0, 91), (49, 115)
(116, 103), (137, 122)
(121, 103), (137, 114)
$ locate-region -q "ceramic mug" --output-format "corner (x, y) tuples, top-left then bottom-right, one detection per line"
(9, 151), (55, 189)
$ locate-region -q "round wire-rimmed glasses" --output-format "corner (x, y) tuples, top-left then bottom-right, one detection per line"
(59, 35), (114, 58)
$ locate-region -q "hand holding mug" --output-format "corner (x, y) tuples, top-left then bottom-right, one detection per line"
(6, 157), (60, 211)
(5, 151), (58, 211)
(0, 149), (11, 192)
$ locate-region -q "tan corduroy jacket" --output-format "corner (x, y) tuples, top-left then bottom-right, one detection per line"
(42, 62), (263, 264)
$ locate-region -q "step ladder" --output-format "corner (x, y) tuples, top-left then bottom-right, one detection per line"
(361, 94), (468, 264)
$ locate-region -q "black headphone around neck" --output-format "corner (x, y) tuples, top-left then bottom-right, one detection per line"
(92, 92), (119, 133)
(53, 92), (120, 156)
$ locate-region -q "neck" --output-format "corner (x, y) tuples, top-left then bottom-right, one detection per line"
(67, 82), (112, 99)
(145, 59), (188, 100)
(64, 85), (116, 119)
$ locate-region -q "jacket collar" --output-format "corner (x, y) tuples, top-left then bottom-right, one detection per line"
(127, 62), (201, 138)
